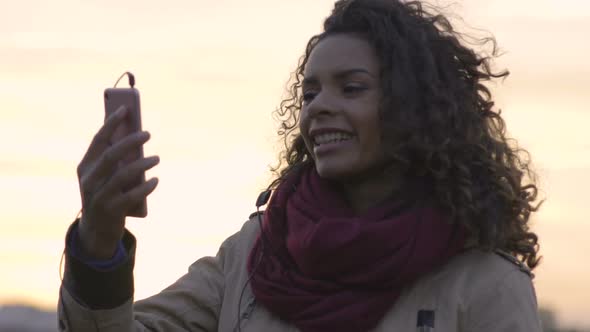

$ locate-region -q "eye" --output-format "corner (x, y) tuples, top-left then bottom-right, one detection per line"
(343, 84), (367, 95)
(302, 90), (317, 103)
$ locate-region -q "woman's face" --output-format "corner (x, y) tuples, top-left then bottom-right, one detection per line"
(300, 33), (385, 180)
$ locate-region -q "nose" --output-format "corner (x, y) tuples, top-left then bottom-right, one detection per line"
(305, 90), (339, 119)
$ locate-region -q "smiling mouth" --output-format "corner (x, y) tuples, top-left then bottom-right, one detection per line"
(313, 132), (355, 146)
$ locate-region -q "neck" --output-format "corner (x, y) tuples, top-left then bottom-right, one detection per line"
(335, 165), (405, 215)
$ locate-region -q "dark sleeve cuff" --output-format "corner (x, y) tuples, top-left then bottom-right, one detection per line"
(62, 218), (137, 309)
(69, 222), (128, 270)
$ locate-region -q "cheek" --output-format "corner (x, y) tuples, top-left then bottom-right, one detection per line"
(298, 107), (308, 132)
(299, 113), (314, 153)
(358, 112), (383, 157)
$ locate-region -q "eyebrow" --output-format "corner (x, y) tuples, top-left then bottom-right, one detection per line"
(302, 68), (375, 86)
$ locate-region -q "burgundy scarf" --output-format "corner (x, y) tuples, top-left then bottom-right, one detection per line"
(248, 165), (467, 332)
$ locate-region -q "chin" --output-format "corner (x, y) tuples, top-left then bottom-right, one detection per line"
(314, 160), (360, 180)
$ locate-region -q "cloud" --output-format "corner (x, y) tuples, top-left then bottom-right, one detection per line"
(0, 305), (56, 332)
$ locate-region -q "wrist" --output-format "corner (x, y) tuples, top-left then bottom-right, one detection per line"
(77, 221), (119, 260)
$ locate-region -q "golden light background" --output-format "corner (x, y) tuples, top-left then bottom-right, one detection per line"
(1, 0), (588, 329)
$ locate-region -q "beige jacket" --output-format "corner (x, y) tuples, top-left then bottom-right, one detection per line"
(58, 214), (542, 331)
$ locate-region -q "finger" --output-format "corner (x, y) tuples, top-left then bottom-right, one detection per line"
(85, 131), (151, 187)
(95, 155), (160, 201)
(81, 106), (128, 164)
(110, 177), (159, 212)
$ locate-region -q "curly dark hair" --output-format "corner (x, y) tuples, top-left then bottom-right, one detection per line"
(267, 0), (542, 270)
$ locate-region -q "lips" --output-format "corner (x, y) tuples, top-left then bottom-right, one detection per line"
(309, 128), (355, 144)
(313, 136), (356, 156)
(313, 132), (354, 146)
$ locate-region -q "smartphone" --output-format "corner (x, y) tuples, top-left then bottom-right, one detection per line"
(104, 87), (147, 218)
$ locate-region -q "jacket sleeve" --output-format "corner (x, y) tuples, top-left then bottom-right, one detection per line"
(464, 269), (543, 332)
(58, 219), (233, 332)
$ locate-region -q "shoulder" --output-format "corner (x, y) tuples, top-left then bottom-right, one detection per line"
(440, 250), (541, 330)
(242, 211), (264, 243)
(413, 248), (537, 308)
(493, 249), (534, 278)
(433, 248), (537, 309)
(446, 248), (533, 280)
(436, 249), (534, 294)
(213, 211), (263, 268)
(218, 211), (263, 250)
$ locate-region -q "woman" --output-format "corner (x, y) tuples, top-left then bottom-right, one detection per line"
(58, 0), (543, 331)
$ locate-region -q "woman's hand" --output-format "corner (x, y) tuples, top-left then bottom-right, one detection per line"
(76, 106), (160, 260)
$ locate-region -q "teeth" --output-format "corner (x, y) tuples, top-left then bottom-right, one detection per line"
(313, 132), (353, 145)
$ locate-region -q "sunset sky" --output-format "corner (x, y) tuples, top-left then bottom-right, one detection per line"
(1, 0), (589, 329)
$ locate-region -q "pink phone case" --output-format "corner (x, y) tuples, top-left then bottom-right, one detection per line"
(104, 88), (147, 218)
